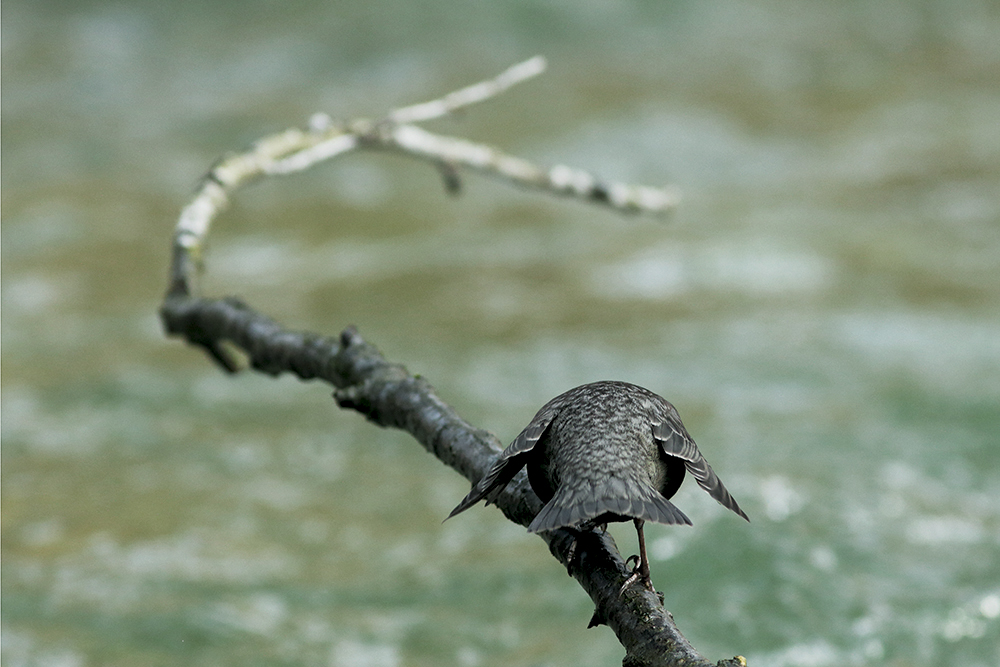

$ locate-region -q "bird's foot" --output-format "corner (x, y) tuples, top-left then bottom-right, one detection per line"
(565, 534), (579, 573)
(618, 573), (640, 596)
(619, 554), (655, 596)
(565, 524), (607, 576)
(562, 527), (591, 576)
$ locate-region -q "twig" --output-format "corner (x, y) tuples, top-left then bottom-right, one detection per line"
(160, 59), (742, 667)
(388, 55), (548, 124)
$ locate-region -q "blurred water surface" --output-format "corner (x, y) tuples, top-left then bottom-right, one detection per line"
(3, 1), (1000, 666)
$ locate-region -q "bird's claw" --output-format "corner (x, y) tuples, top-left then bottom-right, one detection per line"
(619, 553), (657, 596)
(619, 571), (640, 596)
(618, 555), (643, 596)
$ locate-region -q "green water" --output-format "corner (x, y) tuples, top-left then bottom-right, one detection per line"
(3, 1), (999, 666)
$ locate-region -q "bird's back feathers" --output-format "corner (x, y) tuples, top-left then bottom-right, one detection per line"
(447, 381), (749, 529)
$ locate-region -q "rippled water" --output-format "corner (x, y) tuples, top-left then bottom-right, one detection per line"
(4, 2), (1000, 666)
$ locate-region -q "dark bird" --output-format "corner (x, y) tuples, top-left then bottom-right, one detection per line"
(447, 380), (748, 592)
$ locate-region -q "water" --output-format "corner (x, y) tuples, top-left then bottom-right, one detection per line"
(4, 1), (1000, 666)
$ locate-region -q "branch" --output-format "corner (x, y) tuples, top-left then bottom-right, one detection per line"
(165, 56), (679, 302)
(160, 59), (742, 667)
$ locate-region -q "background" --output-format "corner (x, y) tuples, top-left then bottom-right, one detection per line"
(3, 1), (999, 666)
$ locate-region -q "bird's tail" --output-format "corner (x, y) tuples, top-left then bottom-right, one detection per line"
(527, 480), (691, 533)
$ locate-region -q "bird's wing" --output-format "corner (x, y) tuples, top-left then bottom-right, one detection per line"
(445, 400), (561, 520)
(652, 412), (750, 522)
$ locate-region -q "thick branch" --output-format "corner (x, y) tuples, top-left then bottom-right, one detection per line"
(160, 296), (745, 667)
(160, 59), (743, 666)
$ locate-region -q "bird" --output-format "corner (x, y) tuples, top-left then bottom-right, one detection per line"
(446, 380), (749, 592)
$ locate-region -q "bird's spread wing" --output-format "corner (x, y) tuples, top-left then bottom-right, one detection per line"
(652, 413), (750, 522)
(445, 401), (560, 520)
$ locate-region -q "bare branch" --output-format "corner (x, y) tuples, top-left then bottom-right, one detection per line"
(165, 56), (678, 300)
(160, 59), (741, 667)
(384, 124), (680, 211)
(388, 55), (548, 124)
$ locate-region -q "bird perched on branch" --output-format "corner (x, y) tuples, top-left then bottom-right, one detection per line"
(447, 380), (749, 592)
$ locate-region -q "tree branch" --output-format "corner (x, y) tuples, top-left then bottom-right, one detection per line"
(159, 58), (743, 667)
